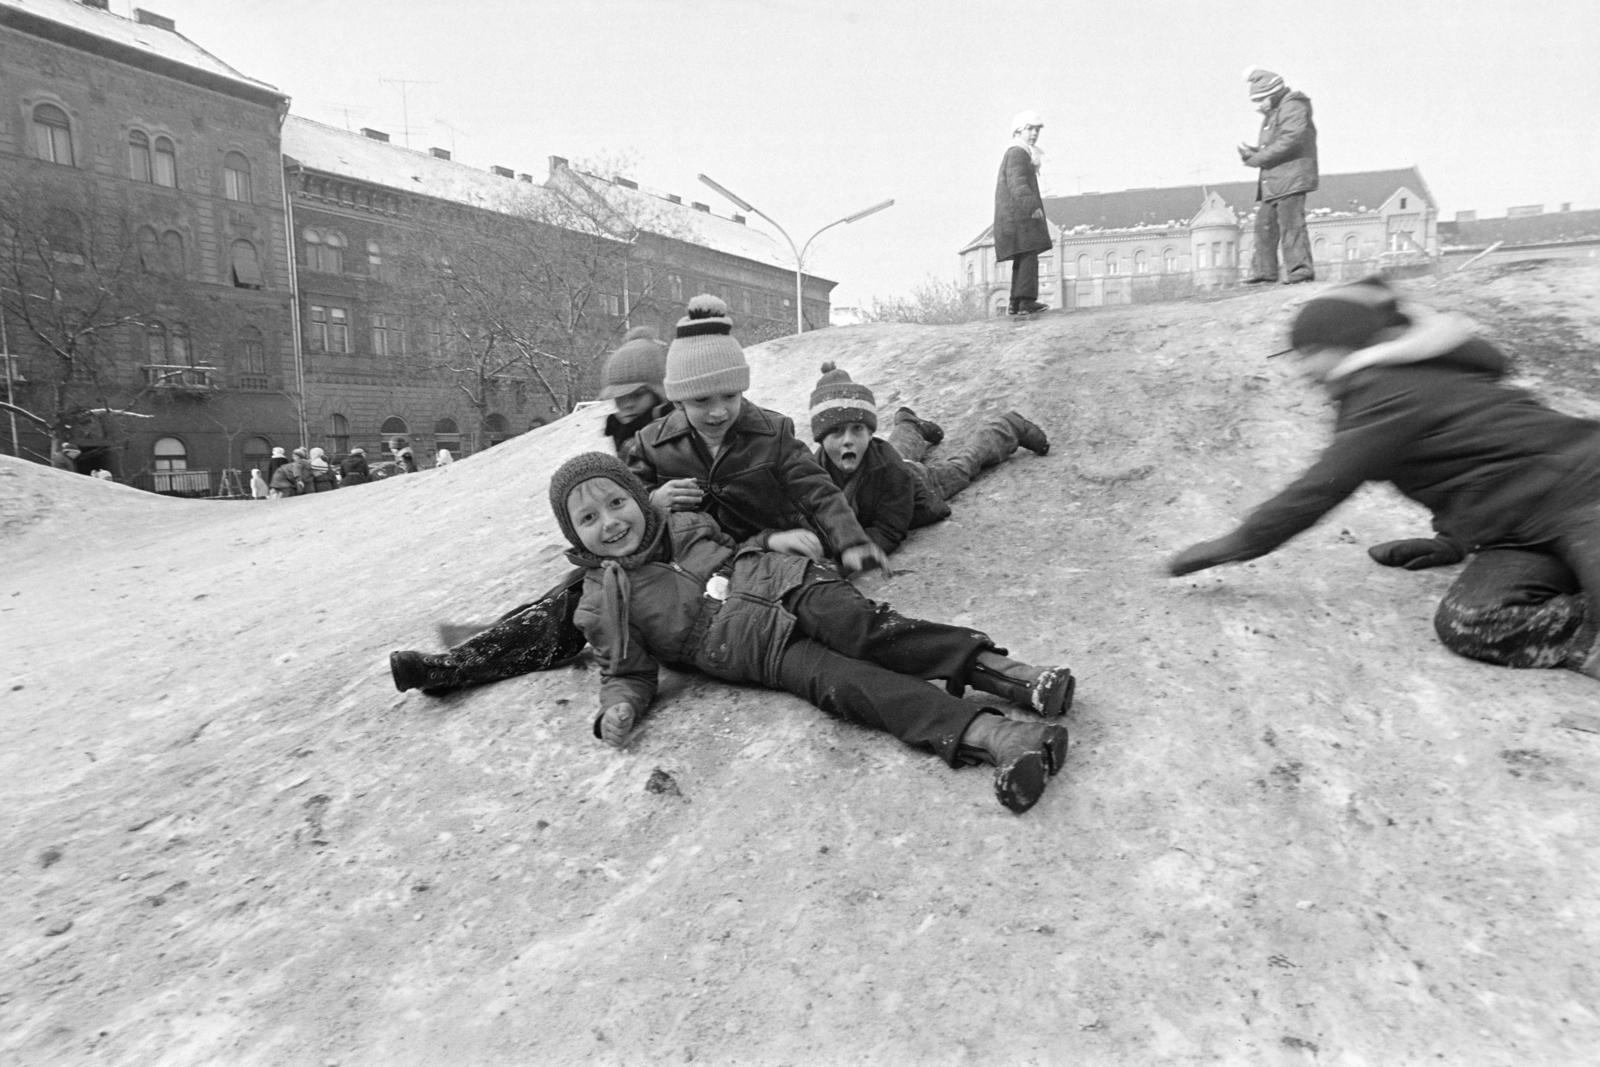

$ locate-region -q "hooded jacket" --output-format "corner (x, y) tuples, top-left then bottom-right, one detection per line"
(628, 402), (872, 556)
(570, 510), (813, 728)
(1192, 332), (1600, 566)
(1247, 89), (1318, 201)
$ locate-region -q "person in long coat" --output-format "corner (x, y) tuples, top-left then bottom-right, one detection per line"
(340, 447), (370, 486)
(993, 110), (1052, 315)
(1238, 67), (1318, 284)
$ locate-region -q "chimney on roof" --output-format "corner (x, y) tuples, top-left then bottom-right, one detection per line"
(548, 155), (569, 176)
(133, 8), (175, 30)
(667, 194), (682, 204)
(1561, 202), (1572, 212)
(732, 214), (746, 225)
(691, 202), (710, 213)
(429, 147), (451, 160)
(81, 0), (110, 9)
(615, 177), (639, 190)
(361, 128), (390, 143)
(1507, 204), (1544, 218)
(491, 166), (514, 179)
(1454, 210), (1477, 223)
(518, 173), (533, 183)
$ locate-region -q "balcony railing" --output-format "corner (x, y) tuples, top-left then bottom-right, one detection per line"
(131, 469), (214, 495)
(143, 364), (220, 391)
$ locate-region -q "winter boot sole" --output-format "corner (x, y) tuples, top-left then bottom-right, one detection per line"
(1036, 668), (1075, 718)
(995, 750), (1048, 813)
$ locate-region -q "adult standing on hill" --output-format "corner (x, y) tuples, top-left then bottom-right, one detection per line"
(1167, 277), (1600, 681)
(1238, 67), (1317, 286)
(340, 447), (370, 486)
(993, 110), (1051, 316)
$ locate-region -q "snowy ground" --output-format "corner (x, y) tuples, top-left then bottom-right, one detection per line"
(4, 260), (1600, 1066)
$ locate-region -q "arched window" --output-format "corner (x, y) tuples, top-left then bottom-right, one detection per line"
(32, 104), (73, 165)
(231, 240), (263, 289)
(129, 130), (152, 182)
(223, 152), (252, 202)
(1134, 250), (1149, 274)
(1313, 237), (1327, 261)
(1076, 253), (1091, 278)
(1105, 251), (1119, 276)
(1162, 248), (1177, 272)
(304, 231), (344, 273)
(239, 326), (266, 375)
(137, 226), (160, 271)
(483, 413), (509, 447)
(380, 416), (409, 440)
(153, 436), (188, 471)
(169, 323), (190, 365)
(153, 136), (177, 187)
(329, 413), (350, 455)
(434, 417), (460, 458)
(366, 239), (383, 278)
(160, 231), (184, 277)
(243, 436), (273, 475)
(1344, 234), (1360, 261)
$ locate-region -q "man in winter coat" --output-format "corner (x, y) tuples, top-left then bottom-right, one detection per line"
(269, 447), (309, 498)
(1168, 277), (1600, 681)
(340, 447), (370, 486)
(1238, 68), (1317, 285)
(993, 110), (1052, 315)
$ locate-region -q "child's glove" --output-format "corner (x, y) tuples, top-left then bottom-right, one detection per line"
(599, 703), (637, 748)
(1367, 537), (1467, 570)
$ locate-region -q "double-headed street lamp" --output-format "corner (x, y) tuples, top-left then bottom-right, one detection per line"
(698, 174), (893, 335)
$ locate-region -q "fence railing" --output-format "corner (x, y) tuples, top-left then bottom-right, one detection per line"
(143, 364), (220, 391)
(130, 469), (214, 495)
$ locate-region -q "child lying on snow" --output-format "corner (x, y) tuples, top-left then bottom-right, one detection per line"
(806, 362), (1051, 555)
(551, 451), (1077, 814)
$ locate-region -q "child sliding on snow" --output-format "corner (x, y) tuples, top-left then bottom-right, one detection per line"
(552, 451), (1076, 814)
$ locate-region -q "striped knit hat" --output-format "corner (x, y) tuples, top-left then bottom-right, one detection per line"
(809, 362), (877, 441)
(664, 294), (749, 402)
(600, 327), (668, 400)
(1244, 67), (1285, 101)
(1289, 276), (1409, 353)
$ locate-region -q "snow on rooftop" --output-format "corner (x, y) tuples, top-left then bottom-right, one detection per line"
(282, 116), (805, 276)
(0, 0), (282, 99)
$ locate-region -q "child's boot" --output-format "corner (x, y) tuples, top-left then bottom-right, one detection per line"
(894, 406), (944, 445)
(968, 650), (1074, 717)
(958, 711), (1069, 813)
(389, 650), (461, 694)
(1002, 412), (1050, 455)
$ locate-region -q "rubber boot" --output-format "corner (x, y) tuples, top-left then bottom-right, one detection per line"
(957, 712), (1069, 814)
(1002, 411), (1050, 456)
(389, 650), (462, 694)
(968, 650), (1074, 717)
(894, 406), (944, 445)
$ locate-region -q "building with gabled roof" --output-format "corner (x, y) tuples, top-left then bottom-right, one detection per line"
(959, 167), (1438, 314)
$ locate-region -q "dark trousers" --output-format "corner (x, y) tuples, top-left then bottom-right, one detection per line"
(887, 415), (1022, 502)
(433, 570), (589, 687)
(776, 570), (993, 766)
(1434, 503), (1600, 673)
(1251, 193), (1313, 282)
(1008, 252), (1039, 305)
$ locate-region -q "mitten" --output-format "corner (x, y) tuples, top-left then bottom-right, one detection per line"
(1367, 537), (1467, 571)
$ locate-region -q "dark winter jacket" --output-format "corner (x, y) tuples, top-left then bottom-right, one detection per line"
(993, 145), (1052, 261)
(629, 402), (872, 556)
(571, 510), (813, 723)
(339, 453), (370, 485)
(269, 459), (307, 496)
(815, 438), (951, 555)
(604, 401), (673, 464)
(267, 455), (289, 482)
(1247, 90), (1318, 202)
(1192, 338), (1600, 565)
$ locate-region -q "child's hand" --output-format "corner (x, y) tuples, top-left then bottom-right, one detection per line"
(600, 703), (636, 747)
(767, 529), (825, 560)
(651, 478), (704, 511)
(841, 543), (892, 578)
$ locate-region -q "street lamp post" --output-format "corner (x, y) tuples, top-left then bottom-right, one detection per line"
(698, 175), (892, 335)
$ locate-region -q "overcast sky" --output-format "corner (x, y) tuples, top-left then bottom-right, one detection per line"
(137, 0), (1599, 308)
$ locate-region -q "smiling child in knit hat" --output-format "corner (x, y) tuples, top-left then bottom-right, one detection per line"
(809, 361), (1053, 555)
(549, 450), (1075, 812)
(600, 326), (671, 459)
(627, 294), (890, 577)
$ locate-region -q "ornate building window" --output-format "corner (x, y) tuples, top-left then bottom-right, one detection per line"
(238, 326), (267, 389)
(1105, 251), (1119, 275)
(329, 413), (350, 455)
(231, 240), (263, 288)
(224, 152), (252, 202)
(303, 229), (345, 273)
(308, 305), (349, 353)
(243, 436), (273, 475)
(153, 436), (188, 472)
(153, 136), (177, 187)
(371, 313), (404, 357)
(1076, 253), (1091, 278)
(32, 104), (73, 165)
(434, 417), (460, 458)
(1162, 248), (1177, 272)
(366, 240), (383, 279)
(1134, 250), (1149, 274)
(1344, 235), (1360, 261)
(129, 130), (152, 182)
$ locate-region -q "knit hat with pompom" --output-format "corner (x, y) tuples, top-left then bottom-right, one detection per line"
(663, 294), (749, 402)
(1289, 276), (1410, 354)
(600, 326), (668, 400)
(1243, 67), (1285, 101)
(809, 361), (877, 441)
